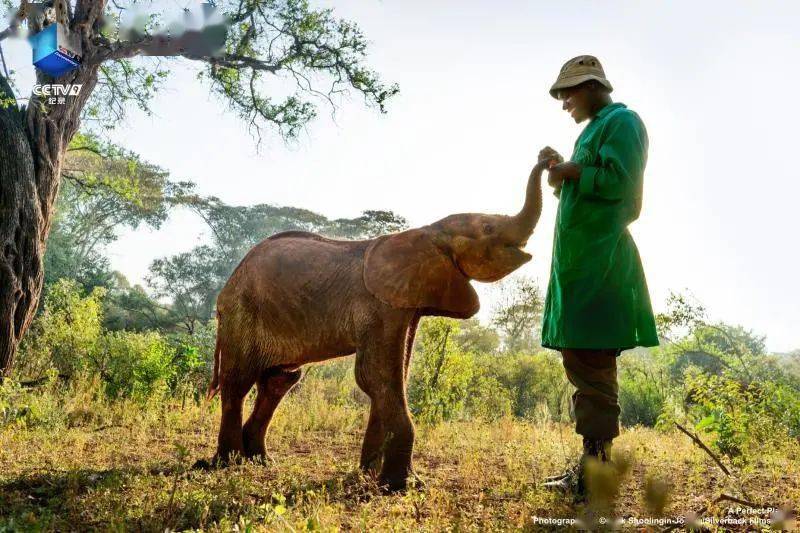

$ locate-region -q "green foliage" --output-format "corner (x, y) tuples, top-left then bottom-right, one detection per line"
(408, 318), (512, 424)
(686, 371), (800, 461)
(102, 277), (176, 332)
(202, 0), (399, 140)
(92, 331), (174, 400)
(455, 318), (500, 354)
(69, 0), (399, 135)
(147, 247), (220, 333)
(169, 320), (219, 399)
(87, 59), (170, 127)
(617, 353), (670, 427)
(15, 280), (215, 405)
(653, 292), (800, 462)
(44, 132), (197, 294)
(408, 319), (472, 424)
(62, 131), (194, 234)
(480, 351), (569, 421)
(0, 372), (64, 429)
(17, 280), (105, 380)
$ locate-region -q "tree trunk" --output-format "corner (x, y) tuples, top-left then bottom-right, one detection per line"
(0, 76), (66, 379)
(0, 81), (41, 379)
(0, 61), (98, 378)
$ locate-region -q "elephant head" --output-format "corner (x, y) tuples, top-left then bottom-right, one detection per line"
(364, 166), (543, 319)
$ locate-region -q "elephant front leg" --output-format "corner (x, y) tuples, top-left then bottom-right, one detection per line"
(375, 396), (415, 492)
(355, 323), (416, 493)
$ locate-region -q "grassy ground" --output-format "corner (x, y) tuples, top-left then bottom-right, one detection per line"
(1, 376), (798, 531)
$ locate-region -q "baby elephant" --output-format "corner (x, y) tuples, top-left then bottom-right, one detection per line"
(204, 162), (545, 491)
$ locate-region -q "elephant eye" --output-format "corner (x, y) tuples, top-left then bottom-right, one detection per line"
(482, 223), (494, 235)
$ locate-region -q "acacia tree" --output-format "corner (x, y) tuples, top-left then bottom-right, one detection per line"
(46, 132), (195, 290)
(0, 0), (398, 377)
(491, 276), (544, 353)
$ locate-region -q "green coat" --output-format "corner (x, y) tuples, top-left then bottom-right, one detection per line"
(541, 102), (659, 351)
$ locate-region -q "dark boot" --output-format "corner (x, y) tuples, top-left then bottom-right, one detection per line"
(542, 438), (613, 500)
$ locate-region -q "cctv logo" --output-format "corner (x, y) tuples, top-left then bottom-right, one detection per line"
(32, 84), (82, 96)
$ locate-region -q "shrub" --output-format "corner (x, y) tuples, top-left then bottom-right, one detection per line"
(167, 319), (217, 399)
(618, 354), (671, 427)
(407, 319), (474, 424)
(91, 331), (175, 401)
(16, 279), (104, 380)
(482, 351), (568, 421)
(686, 370), (800, 461)
(0, 372), (66, 429)
(408, 318), (515, 424)
(15, 278), (209, 404)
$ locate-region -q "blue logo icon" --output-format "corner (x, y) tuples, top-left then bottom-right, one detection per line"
(29, 23), (82, 78)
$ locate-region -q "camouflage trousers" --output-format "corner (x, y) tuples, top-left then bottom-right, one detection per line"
(560, 348), (621, 440)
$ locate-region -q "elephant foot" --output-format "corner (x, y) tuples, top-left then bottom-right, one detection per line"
(243, 448), (272, 466)
(244, 450), (268, 462)
(192, 458), (215, 470)
(378, 454), (413, 494)
(242, 439), (267, 462)
(379, 469), (425, 493)
(195, 450), (247, 470)
(192, 454), (229, 470)
(378, 466), (412, 494)
(378, 475), (408, 494)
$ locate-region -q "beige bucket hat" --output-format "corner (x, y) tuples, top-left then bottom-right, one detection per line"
(549, 55), (613, 98)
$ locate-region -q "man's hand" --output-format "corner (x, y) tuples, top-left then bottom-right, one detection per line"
(531, 146), (561, 176)
(547, 161), (582, 188)
(538, 146), (563, 169)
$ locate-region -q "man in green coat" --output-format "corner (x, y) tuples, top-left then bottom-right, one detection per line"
(539, 55), (659, 498)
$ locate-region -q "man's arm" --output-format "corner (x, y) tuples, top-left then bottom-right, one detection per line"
(576, 112), (648, 201)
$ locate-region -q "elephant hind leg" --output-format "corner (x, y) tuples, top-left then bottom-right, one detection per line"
(242, 367), (303, 459)
(214, 376), (255, 464)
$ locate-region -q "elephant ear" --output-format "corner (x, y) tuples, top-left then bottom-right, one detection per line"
(363, 229), (480, 318)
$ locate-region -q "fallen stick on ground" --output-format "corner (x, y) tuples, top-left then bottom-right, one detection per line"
(674, 423), (731, 476)
(716, 493), (761, 509)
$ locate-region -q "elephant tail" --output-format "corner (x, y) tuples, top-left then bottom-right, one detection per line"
(206, 314), (222, 400)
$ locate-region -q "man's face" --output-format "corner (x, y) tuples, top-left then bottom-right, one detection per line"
(557, 83), (595, 123)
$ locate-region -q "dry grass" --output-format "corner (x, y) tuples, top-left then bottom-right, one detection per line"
(1, 378), (798, 532)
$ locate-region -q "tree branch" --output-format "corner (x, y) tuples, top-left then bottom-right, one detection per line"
(0, 0), (27, 42)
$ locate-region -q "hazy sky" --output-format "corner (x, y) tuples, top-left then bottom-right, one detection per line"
(4, 1), (799, 351)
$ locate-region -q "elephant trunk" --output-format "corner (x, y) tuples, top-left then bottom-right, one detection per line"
(506, 167), (543, 244)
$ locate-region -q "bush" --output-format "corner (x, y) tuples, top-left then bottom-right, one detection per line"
(686, 370), (800, 461)
(16, 279), (105, 380)
(482, 351), (568, 421)
(91, 331), (175, 400)
(618, 354), (670, 427)
(14, 278), (223, 404)
(406, 319), (506, 423)
(0, 374), (66, 429)
(408, 319), (473, 424)
(167, 319), (217, 400)
(408, 318), (515, 424)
